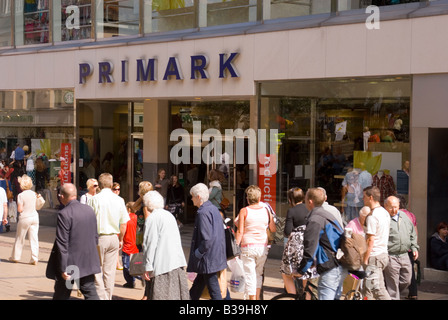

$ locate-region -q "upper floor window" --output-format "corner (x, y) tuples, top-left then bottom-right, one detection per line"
(96, 0), (140, 38)
(15, 0), (50, 46)
(54, 0), (92, 42)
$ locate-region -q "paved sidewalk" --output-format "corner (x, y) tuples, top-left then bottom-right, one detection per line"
(0, 222), (446, 300)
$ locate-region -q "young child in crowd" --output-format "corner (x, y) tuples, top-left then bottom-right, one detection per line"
(122, 202), (140, 288)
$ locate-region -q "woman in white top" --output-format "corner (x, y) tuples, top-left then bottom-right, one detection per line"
(9, 175), (41, 265)
(80, 178), (98, 204)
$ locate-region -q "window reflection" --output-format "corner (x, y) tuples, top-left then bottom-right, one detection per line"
(260, 77), (411, 219)
(17, 0), (50, 45)
(56, 0), (92, 42)
(96, 0), (140, 38)
(0, 1), (12, 46)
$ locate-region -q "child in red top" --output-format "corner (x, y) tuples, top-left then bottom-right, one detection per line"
(122, 202), (140, 288)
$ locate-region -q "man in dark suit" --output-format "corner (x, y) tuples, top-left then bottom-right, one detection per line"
(46, 183), (101, 300)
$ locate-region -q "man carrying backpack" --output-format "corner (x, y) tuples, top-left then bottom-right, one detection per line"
(296, 188), (347, 300)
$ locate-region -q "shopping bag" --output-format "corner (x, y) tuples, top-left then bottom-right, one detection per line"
(201, 269), (227, 299)
(36, 193), (46, 210)
(227, 257), (245, 293)
(129, 252), (145, 276)
(225, 225), (240, 260)
(8, 201), (17, 223)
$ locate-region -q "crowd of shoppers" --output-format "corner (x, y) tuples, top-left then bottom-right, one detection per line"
(0, 162), (432, 302)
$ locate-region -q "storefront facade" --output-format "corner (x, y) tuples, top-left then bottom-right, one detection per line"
(1, 0), (447, 272)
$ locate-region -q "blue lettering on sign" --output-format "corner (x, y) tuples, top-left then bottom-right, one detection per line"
(79, 53), (239, 85)
(163, 57), (184, 80)
(98, 61), (114, 83)
(191, 55), (209, 80)
(219, 52), (239, 78)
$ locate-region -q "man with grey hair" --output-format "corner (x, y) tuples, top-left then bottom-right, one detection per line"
(383, 195), (419, 300)
(46, 183), (101, 300)
(318, 187), (344, 228)
(187, 183), (227, 300)
(88, 173), (129, 300)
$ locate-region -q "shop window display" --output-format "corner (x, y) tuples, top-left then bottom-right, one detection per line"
(21, 0), (50, 45)
(0, 89), (75, 210)
(259, 76), (411, 223)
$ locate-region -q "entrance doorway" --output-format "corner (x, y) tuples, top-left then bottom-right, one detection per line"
(77, 101), (143, 203)
(169, 100), (251, 224)
(428, 128), (448, 244)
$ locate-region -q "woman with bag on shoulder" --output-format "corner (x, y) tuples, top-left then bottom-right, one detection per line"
(9, 175), (40, 265)
(235, 185), (276, 300)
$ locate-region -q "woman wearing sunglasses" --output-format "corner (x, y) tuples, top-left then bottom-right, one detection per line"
(80, 178), (99, 204)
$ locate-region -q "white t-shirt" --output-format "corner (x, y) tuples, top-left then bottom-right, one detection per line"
(17, 189), (38, 219)
(365, 206), (390, 256)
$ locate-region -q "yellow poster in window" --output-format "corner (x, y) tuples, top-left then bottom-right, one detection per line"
(353, 151), (382, 175)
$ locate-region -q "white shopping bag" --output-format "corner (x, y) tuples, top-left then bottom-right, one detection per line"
(227, 257), (245, 293)
(8, 201), (17, 223)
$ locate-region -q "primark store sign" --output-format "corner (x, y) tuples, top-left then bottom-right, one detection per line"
(79, 53), (240, 85)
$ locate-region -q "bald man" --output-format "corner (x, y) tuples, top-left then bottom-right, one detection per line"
(383, 195), (419, 300)
(46, 183), (101, 300)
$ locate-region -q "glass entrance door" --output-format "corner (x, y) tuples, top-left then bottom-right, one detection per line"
(169, 100), (250, 223)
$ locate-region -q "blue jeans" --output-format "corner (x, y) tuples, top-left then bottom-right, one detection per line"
(318, 265), (347, 300)
(122, 252), (137, 285)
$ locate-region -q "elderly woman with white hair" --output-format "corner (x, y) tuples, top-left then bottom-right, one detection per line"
(187, 183), (227, 300)
(142, 191), (189, 300)
(9, 175), (41, 265)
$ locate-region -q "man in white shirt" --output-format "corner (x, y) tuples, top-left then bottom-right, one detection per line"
(88, 173), (129, 300)
(362, 186), (391, 300)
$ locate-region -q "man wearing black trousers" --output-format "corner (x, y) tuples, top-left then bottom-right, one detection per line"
(46, 183), (101, 300)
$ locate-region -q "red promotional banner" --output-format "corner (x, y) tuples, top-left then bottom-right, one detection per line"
(258, 154), (277, 213)
(60, 143), (71, 185)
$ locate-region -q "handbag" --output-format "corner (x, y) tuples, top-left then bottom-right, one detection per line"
(266, 207), (275, 245)
(225, 225), (240, 260)
(5, 180), (13, 200)
(220, 196), (230, 211)
(129, 252), (145, 276)
(201, 269), (227, 299)
(36, 193), (45, 210)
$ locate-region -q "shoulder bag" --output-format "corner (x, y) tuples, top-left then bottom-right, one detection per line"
(224, 224), (240, 260)
(36, 192), (46, 210)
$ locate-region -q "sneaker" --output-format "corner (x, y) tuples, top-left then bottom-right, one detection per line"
(123, 282), (135, 288)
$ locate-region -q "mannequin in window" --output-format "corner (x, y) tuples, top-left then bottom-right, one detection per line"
(381, 130), (396, 143)
(403, 160), (410, 176)
(369, 131), (380, 143)
(341, 170), (363, 223)
(363, 127), (371, 151)
(372, 170), (396, 205)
